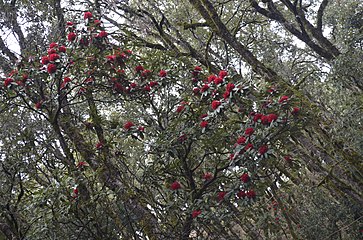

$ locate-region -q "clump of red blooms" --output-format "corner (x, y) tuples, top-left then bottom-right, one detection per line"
(240, 173), (250, 183)
(192, 210), (202, 218)
(77, 161), (88, 168)
(170, 181), (181, 190)
(218, 191), (227, 202)
(123, 121), (135, 130)
(159, 69), (167, 77)
(211, 100), (221, 110)
(84, 11), (93, 19)
(200, 121), (208, 128)
(96, 142), (104, 150)
(202, 172), (213, 181)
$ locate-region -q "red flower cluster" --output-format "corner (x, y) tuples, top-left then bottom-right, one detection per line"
(170, 181), (181, 190)
(211, 100), (221, 110)
(67, 32), (77, 41)
(47, 64), (57, 74)
(124, 121), (135, 130)
(159, 70), (167, 77)
(192, 210), (202, 218)
(84, 11), (93, 19)
(236, 136), (246, 145)
(200, 121), (208, 128)
(244, 127), (254, 136)
(279, 95), (289, 103)
(4, 78), (13, 87)
(98, 30), (108, 38)
(258, 145), (268, 155)
(240, 173), (250, 183)
(218, 191), (227, 202)
(202, 172), (213, 181)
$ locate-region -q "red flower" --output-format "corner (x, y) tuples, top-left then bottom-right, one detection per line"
(246, 189), (256, 199)
(143, 85), (151, 92)
(96, 142), (104, 149)
(244, 143), (253, 151)
(192, 210), (202, 218)
(59, 46), (66, 53)
(193, 87), (200, 95)
(240, 173), (250, 183)
(67, 32), (77, 41)
(261, 115), (269, 125)
(106, 55), (116, 61)
(202, 172), (213, 181)
(223, 91), (230, 99)
(135, 65), (144, 72)
(35, 101), (43, 109)
(66, 21), (73, 26)
(73, 188), (79, 195)
(159, 70), (167, 77)
(267, 113), (278, 123)
(200, 114), (208, 119)
(47, 64), (57, 74)
(176, 105), (185, 113)
(200, 84), (209, 92)
(77, 161), (88, 168)
(214, 77), (223, 85)
(130, 82), (137, 88)
(211, 100), (221, 110)
(170, 181), (181, 190)
(237, 136), (246, 145)
(279, 95), (289, 103)
(219, 70), (228, 78)
(4, 78), (13, 87)
(200, 121), (208, 128)
(41, 56), (49, 65)
(207, 75), (216, 83)
(84, 11), (93, 19)
(244, 127), (254, 136)
(292, 107), (300, 115)
(194, 66), (202, 72)
(237, 190), (246, 198)
(48, 48), (57, 55)
(49, 42), (58, 48)
(94, 19), (101, 25)
(258, 145), (268, 155)
(230, 153), (235, 160)
(253, 113), (263, 122)
(226, 82), (235, 92)
(99, 30), (108, 38)
(218, 191), (227, 202)
(124, 121), (135, 130)
(149, 81), (158, 87)
(49, 53), (59, 62)
(284, 155), (292, 163)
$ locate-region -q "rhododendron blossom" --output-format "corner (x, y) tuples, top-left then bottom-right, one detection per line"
(170, 181), (181, 190)
(202, 172), (213, 181)
(47, 64), (57, 74)
(211, 100), (221, 110)
(200, 121), (208, 128)
(279, 95), (289, 103)
(258, 145), (268, 155)
(67, 32), (77, 41)
(192, 210), (202, 218)
(124, 121), (135, 130)
(159, 70), (167, 77)
(244, 127), (254, 136)
(218, 191), (227, 201)
(84, 11), (93, 19)
(240, 173), (250, 183)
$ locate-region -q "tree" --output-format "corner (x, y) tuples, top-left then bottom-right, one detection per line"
(0, 0), (362, 239)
